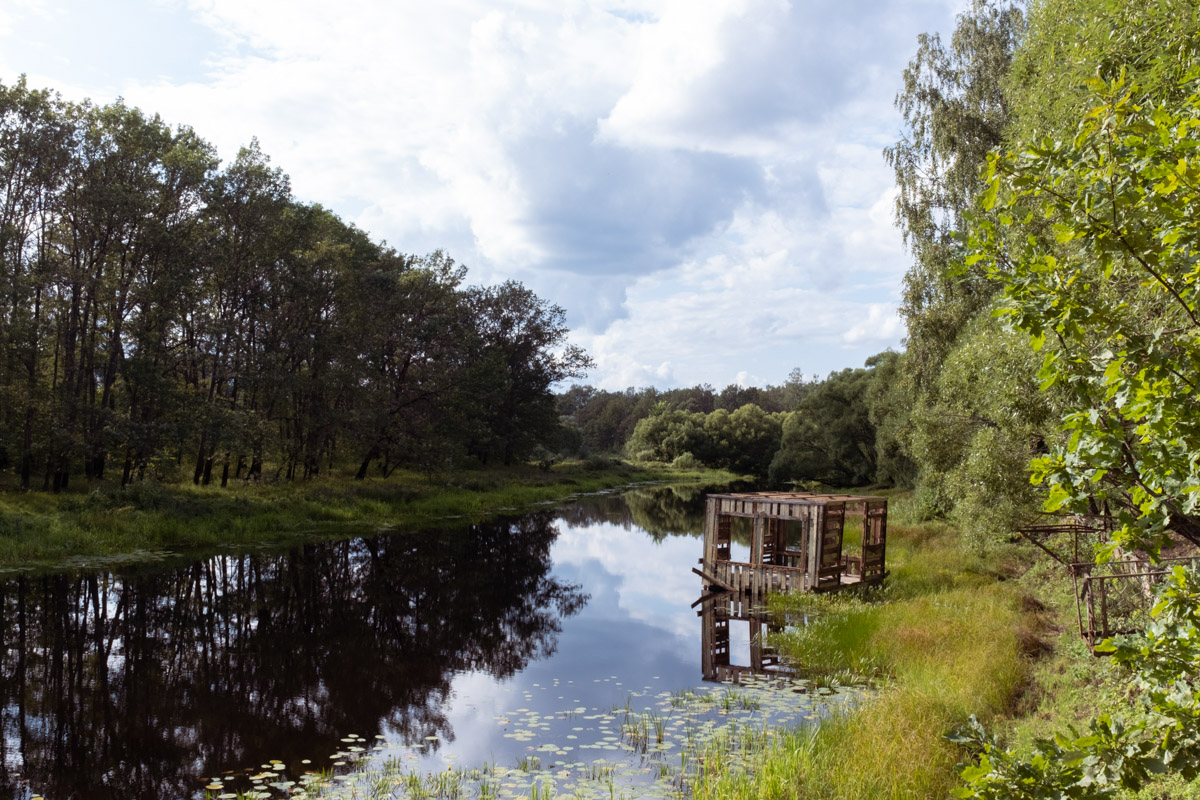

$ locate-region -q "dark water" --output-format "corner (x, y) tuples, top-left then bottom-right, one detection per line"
(0, 483), (844, 800)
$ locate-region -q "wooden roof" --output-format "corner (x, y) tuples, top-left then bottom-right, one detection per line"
(708, 491), (887, 505)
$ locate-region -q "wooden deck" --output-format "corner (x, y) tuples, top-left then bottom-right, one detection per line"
(697, 491), (888, 599)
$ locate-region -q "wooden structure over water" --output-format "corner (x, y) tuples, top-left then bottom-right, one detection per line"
(694, 491), (888, 597)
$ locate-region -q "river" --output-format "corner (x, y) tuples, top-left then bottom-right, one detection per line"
(0, 482), (851, 799)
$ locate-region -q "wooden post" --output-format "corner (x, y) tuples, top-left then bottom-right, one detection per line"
(750, 617), (763, 672)
(703, 498), (717, 565)
(807, 505), (821, 585)
(751, 515), (764, 567)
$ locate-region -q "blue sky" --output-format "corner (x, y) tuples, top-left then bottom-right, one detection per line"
(0, 0), (963, 390)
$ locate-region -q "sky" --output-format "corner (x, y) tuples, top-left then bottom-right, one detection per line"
(0, 0), (964, 391)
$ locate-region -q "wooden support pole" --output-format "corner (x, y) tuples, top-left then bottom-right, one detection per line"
(693, 566), (736, 593)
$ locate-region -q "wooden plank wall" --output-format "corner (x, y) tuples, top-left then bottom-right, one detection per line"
(815, 504), (845, 590)
(712, 561), (810, 594)
(860, 500), (887, 581)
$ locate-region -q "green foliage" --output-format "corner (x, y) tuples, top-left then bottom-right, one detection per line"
(886, 0), (1024, 391)
(625, 408), (709, 464)
(863, 351), (917, 488)
(768, 366), (877, 487)
(906, 316), (1059, 546)
(711, 404), (785, 475)
(973, 52), (1200, 552)
(1006, 0), (1200, 146)
(884, 0), (1051, 535)
(0, 78), (590, 491)
(953, 567), (1200, 799)
(618, 358), (905, 486)
(558, 371), (815, 457)
(670, 452), (702, 470)
(625, 404), (782, 477)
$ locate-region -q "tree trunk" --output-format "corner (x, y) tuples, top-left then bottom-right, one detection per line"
(193, 432), (208, 485)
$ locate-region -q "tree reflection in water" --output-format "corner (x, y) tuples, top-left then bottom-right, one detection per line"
(0, 512), (584, 800)
(553, 481), (748, 540)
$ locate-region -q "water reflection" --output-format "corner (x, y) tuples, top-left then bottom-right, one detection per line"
(0, 513), (584, 800)
(553, 483), (708, 539)
(697, 594), (796, 684)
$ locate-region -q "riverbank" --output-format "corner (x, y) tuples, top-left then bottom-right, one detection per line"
(0, 460), (737, 570)
(685, 495), (1091, 800)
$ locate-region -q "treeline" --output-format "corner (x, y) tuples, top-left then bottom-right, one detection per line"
(556, 369), (812, 455)
(0, 78), (590, 490)
(889, 1), (1200, 792)
(880, 0), (1200, 554)
(558, 353), (904, 485)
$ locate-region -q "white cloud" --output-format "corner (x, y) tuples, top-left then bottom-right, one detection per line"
(842, 303), (906, 346)
(551, 520), (699, 640)
(1, 0), (961, 389)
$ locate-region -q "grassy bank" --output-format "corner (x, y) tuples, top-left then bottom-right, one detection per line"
(0, 461), (736, 570)
(688, 500), (1046, 800)
(686, 504), (1200, 800)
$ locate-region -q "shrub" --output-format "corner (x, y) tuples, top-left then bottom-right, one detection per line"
(671, 452), (701, 469)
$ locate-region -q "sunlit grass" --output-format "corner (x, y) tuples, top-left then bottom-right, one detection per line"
(691, 512), (1037, 800)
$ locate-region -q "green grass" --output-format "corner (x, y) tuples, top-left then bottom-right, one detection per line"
(688, 506), (1043, 800)
(684, 489), (1200, 798)
(0, 460), (737, 569)
(997, 555), (1200, 799)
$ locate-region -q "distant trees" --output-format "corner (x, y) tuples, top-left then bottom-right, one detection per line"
(608, 358), (898, 485)
(558, 371), (814, 461)
(623, 403), (784, 478)
(769, 367), (877, 486)
(0, 77), (590, 489)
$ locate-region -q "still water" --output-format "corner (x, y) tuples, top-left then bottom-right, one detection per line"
(0, 483), (849, 799)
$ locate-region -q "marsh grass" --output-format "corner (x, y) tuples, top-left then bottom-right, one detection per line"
(0, 463), (733, 569)
(693, 514), (1039, 800)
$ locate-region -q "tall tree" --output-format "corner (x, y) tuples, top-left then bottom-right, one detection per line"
(467, 281), (593, 465)
(971, 0), (1200, 554)
(886, 0), (1024, 387)
(0, 78), (71, 487)
(884, 0), (1056, 542)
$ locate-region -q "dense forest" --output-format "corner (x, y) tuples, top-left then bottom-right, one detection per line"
(558, 354), (897, 487)
(0, 79), (591, 491)
(887, 0), (1200, 793)
(880, 0), (1200, 558)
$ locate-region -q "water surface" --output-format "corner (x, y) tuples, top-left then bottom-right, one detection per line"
(0, 483), (843, 799)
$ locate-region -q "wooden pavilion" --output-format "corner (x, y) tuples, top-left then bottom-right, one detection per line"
(694, 491), (888, 596)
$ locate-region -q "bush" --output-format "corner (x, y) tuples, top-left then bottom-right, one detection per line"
(671, 452), (701, 469)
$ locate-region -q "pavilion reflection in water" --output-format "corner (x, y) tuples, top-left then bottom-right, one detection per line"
(698, 593), (799, 684)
